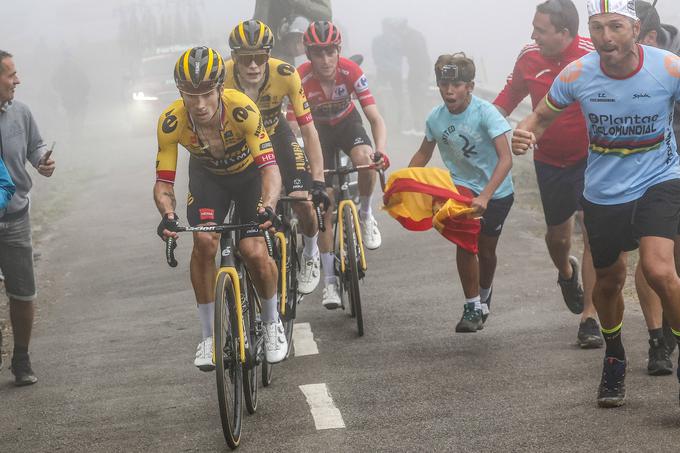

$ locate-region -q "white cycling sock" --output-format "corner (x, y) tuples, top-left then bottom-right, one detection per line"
(480, 286), (492, 303)
(465, 296), (482, 311)
(302, 233), (319, 259)
(197, 302), (214, 339)
(359, 195), (372, 219)
(320, 252), (336, 285)
(261, 295), (278, 323)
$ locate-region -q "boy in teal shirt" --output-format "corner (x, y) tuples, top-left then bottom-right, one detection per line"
(409, 53), (514, 332)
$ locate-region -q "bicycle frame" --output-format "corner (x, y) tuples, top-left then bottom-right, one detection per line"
(215, 234), (247, 365)
(275, 231), (288, 316)
(165, 222), (273, 366)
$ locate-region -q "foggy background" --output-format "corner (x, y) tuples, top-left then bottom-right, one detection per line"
(3, 0), (680, 149)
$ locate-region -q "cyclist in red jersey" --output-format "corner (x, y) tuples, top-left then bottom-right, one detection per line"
(297, 21), (389, 308)
(494, 0), (603, 349)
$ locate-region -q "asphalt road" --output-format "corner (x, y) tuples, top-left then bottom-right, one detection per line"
(2, 131), (680, 452)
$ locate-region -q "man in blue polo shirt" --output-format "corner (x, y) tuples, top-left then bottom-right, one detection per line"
(513, 0), (680, 408)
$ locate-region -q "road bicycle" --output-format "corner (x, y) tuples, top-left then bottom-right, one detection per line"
(324, 154), (385, 337)
(165, 220), (274, 449)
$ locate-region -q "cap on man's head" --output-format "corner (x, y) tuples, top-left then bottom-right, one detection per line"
(586, 0), (638, 20)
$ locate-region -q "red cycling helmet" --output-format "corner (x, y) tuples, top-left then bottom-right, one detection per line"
(303, 21), (342, 48)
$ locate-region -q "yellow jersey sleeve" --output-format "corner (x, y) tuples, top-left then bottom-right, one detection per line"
(277, 61), (313, 126)
(155, 101), (184, 184)
(225, 91), (277, 169)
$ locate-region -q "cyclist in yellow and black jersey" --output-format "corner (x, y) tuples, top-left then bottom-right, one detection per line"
(227, 19), (329, 295)
(154, 46), (289, 369)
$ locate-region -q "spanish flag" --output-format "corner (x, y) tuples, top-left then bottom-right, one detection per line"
(382, 167), (481, 254)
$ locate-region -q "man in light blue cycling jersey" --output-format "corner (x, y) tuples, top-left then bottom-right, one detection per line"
(513, 0), (680, 409)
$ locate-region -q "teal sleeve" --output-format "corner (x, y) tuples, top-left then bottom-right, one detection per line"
(484, 103), (512, 140)
(0, 158), (15, 210)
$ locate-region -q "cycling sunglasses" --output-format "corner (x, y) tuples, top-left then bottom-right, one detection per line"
(234, 52), (270, 66)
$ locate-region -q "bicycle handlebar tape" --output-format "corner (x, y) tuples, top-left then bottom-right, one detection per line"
(316, 205), (326, 232)
(263, 231), (274, 257)
(166, 237), (178, 267)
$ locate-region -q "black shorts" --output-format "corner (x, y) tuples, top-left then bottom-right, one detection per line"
(582, 178), (680, 269)
(316, 109), (372, 186)
(460, 186), (515, 237)
(270, 118), (312, 193)
(187, 158), (262, 238)
(535, 159), (586, 226)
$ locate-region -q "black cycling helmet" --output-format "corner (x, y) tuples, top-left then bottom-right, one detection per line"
(174, 47), (226, 94)
(229, 20), (275, 51)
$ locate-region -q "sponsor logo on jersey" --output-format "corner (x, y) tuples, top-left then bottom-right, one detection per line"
(277, 63), (295, 76)
(199, 208), (215, 221)
(589, 92), (616, 103)
(162, 110), (178, 133)
(233, 107), (249, 122)
(260, 142), (274, 151)
(354, 75), (369, 92)
(333, 85), (348, 99)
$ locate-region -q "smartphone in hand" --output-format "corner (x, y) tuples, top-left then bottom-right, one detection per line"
(41, 142), (55, 164)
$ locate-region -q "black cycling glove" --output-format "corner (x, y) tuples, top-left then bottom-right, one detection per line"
(311, 180), (331, 211)
(257, 206), (282, 229)
(157, 213), (179, 240)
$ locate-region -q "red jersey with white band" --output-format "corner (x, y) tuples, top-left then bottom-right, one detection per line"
(494, 35), (594, 167)
(296, 56), (376, 126)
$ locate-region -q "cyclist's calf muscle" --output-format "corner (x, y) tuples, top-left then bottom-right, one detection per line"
(190, 231), (220, 304)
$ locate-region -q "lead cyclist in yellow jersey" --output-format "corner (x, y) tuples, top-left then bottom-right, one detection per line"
(154, 47), (289, 368)
(226, 19), (329, 296)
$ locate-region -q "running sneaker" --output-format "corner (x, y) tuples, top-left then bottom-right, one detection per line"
(194, 337), (215, 372)
(11, 352), (38, 387)
(455, 303), (483, 333)
(360, 214), (382, 250)
(322, 283), (341, 310)
(263, 319), (288, 364)
(557, 256), (584, 314)
(481, 290), (492, 324)
(577, 318), (604, 349)
(597, 357), (626, 408)
(647, 337), (673, 376)
(298, 254), (321, 295)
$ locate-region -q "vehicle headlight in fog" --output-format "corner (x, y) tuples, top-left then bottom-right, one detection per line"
(132, 91), (158, 101)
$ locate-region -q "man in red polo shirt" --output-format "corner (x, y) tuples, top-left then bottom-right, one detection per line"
(494, 0), (603, 348)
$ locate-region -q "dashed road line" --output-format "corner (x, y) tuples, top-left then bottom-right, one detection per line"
(299, 383), (346, 430)
(292, 322), (319, 356)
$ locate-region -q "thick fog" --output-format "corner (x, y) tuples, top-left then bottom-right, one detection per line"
(3, 0), (680, 143)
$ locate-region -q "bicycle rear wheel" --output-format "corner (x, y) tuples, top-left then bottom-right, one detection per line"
(214, 272), (243, 449)
(343, 205), (364, 336)
(242, 276), (260, 415)
(283, 219), (299, 358)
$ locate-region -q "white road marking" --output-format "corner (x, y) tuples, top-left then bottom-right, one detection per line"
(292, 322), (319, 356)
(299, 383), (346, 430)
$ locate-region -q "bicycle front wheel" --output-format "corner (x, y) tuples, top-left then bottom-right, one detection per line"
(343, 205), (364, 336)
(214, 272), (244, 449)
(242, 276), (259, 415)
